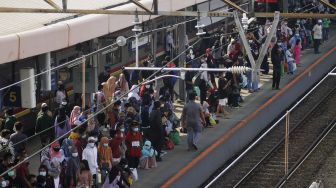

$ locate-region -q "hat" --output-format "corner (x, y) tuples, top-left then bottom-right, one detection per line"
(131, 120), (139, 126)
(58, 81), (63, 85)
(41, 103), (48, 108)
(88, 137), (96, 142)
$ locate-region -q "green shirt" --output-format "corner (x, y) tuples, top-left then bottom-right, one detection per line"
(323, 18), (331, 28)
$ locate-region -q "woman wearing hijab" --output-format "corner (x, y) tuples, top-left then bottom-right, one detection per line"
(49, 141), (64, 188)
(118, 73), (129, 95)
(139, 140), (157, 169)
(98, 137), (113, 183)
(61, 138), (73, 161)
(69, 106), (81, 128)
(69, 131), (83, 160)
(54, 107), (70, 144)
(127, 85), (141, 101)
(65, 147), (80, 188)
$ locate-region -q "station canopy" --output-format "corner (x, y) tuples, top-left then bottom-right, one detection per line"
(0, 0), (128, 36)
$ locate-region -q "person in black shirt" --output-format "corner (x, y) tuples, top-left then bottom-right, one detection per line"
(184, 63), (194, 102)
(271, 44), (283, 90)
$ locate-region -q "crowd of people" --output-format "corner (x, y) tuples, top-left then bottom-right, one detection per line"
(0, 2), (334, 187)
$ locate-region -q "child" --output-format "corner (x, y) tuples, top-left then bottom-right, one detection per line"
(293, 39), (302, 67)
(285, 44), (295, 74)
(139, 140), (157, 169)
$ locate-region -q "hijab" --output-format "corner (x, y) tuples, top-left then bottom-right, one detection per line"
(119, 73), (129, 94)
(127, 85), (140, 101)
(69, 106), (81, 126)
(98, 137), (112, 164)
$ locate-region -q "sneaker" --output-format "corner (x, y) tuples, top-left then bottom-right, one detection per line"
(192, 144), (198, 150)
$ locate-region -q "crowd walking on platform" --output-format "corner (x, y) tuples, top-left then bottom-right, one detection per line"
(0, 1), (334, 187)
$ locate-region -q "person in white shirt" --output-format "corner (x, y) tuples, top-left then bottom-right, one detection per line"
(166, 31), (175, 57)
(82, 137), (99, 186)
(312, 20), (323, 54)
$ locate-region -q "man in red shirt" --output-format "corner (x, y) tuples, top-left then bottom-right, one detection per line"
(125, 121), (142, 169)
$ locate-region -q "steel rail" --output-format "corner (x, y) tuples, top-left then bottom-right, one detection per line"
(276, 119), (336, 187)
(204, 65), (336, 188)
(233, 78), (336, 187)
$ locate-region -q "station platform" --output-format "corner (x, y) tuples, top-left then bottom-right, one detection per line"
(131, 36), (336, 187)
(23, 35), (336, 187)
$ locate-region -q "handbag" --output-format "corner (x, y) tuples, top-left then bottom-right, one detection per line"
(165, 138), (175, 150)
(169, 130), (181, 145)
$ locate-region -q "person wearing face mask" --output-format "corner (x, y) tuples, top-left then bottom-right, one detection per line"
(98, 137), (113, 182)
(289, 32), (301, 49)
(82, 137), (98, 187)
(109, 127), (125, 165)
(125, 121), (142, 169)
(37, 165), (55, 188)
(149, 101), (164, 162)
(312, 19), (323, 54)
(65, 147), (80, 188)
(139, 140), (157, 169)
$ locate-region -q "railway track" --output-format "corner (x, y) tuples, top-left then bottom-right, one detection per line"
(204, 76), (336, 188)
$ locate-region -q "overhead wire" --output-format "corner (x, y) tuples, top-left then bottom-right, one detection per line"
(0, 37), (202, 177)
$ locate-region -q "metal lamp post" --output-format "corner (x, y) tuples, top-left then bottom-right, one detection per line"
(132, 9), (142, 67)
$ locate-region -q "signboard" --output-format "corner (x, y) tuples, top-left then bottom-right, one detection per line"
(256, 0), (278, 3)
(131, 36), (150, 50)
(3, 85), (22, 107)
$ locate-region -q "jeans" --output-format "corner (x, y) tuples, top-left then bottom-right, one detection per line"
(187, 127), (201, 149)
(288, 61), (294, 73)
(246, 71), (252, 90)
(323, 27), (329, 41)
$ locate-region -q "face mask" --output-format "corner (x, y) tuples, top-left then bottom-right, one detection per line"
(277, 43), (281, 46)
(7, 170), (15, 177)
(120, 128), (125, 132)
(145, 85), (150, 89)
(81, 135), (86, 139)
(295, 34), (300, 37)
(144, 145), (150, 150)
(124, 165), (128, 168)
(68, 146), (72, 150)
(103, 143), (109, 147)
(133, 128), (139, 132)
(116, 175), (121, 181)
(39, 171), (47, 176)
(53, 148), (60, 152)
(72, 153), (78, 157)
(89, 143), (94, 148)
(1, 180), (8, 187)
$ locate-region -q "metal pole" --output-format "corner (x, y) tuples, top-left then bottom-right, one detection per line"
(82, 57), (86, 109)
(285, 111), (289, 175)
(135, 33), (139, 67)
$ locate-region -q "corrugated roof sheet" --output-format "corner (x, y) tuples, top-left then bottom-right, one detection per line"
(0, 0), (128, 36)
